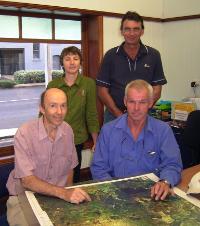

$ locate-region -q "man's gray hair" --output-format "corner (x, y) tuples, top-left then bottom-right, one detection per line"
(125, 79), (153, 99)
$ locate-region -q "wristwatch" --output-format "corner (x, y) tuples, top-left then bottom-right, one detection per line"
(159, 179), (171, 188)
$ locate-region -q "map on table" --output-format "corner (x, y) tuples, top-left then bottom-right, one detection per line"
(25, 173), (200, 226)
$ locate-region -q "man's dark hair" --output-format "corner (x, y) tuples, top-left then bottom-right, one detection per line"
(40, 90), (47, 109)
(120, 11), (144, 30)
(60, 46), (82, 66)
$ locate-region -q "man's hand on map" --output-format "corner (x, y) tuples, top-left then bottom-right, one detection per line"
(150, 181), (174, 201)
(61, 188), (91, 204)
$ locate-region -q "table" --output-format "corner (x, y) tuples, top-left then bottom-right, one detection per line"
(18, 165), (200, 226)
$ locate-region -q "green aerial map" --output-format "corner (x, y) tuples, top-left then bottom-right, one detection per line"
(34, 177), (200, 226)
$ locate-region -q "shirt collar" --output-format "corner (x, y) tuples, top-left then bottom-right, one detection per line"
(56, 74), (82, 88)
(74, 74), (82, 86)
(114, 114), (154, 139)
(38, 117), (48, 140)
(116, 41), (148, 58)
(38, 116), (67, 141)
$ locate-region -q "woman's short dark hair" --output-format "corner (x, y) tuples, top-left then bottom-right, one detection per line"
(60, 46), (82, 66)
(120, 11), (144, 30)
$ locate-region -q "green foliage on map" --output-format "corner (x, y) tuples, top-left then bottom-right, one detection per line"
(35, 177), (200, 226)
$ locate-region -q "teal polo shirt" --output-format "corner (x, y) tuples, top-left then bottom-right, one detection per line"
(47, 75), (99, 144)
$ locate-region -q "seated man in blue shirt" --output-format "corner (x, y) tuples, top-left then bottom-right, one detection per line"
(91, 79), (182, 201)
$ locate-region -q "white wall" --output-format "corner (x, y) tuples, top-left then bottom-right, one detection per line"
(140, 21), (163, 53)
(1, 0), (163, 17)
(162, 0), (200, 100)
(3, 0), (198, 24)
(163, 0), (200, 18)
(103, 17), (123, 53)
(162, 19), (200, 100)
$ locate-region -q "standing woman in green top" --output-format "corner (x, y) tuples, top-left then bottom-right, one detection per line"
(47, 46), (99, 183)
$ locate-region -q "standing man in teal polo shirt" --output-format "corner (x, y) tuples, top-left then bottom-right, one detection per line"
(48, 46), (99, 182)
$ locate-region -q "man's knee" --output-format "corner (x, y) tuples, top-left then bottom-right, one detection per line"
(7, 196), (28, 226)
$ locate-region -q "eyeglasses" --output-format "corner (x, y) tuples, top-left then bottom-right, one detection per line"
(122, 27), (142, 34)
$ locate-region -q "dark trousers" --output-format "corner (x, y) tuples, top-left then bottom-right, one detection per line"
(73, 144), (83, 183)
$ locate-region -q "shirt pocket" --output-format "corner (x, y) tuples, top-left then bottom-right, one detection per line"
(142, 149), (160, 172)
(34, 151), (49, 175)
(77, 88), (86, 106)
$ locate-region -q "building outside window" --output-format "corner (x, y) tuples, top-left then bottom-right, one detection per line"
(33, 43), (40, 59)
(0, 48), (24, 76)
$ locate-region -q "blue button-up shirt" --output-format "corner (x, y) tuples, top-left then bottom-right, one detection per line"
(91, 114), (182, 186)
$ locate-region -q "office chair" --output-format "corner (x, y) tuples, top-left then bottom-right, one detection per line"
(182, 110), (200, 168)
(0, 162), (14, 226)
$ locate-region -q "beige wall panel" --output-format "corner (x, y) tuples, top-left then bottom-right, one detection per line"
(103, 17), (123, 53)
(163, 0), (200, 18)
(162, 19), (200, 100)
(0, 0), (163, 17)
(141, 21), (163, 53)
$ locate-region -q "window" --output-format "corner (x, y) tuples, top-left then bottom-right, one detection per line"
(33, 43), (40, 59)
(22, 17), (52, 39)
(0, 48), (24, 75)
(53, 55), (60, 70)
(0, 13), (82, 146)
(0, 15), (19, 38)
(55, 19), (81, 40)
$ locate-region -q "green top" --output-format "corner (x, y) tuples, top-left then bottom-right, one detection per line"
(47, 75), (99, 144)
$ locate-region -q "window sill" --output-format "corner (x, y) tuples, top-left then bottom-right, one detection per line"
(0, 138), (14, 148)
(0, 128), (16, 157)
(0, 128), (16, 147)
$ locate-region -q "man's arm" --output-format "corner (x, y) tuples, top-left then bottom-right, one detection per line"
(151, 49), (166, 104)
(158, 126), (183, 186)
(97, 49), (123, 118)
(21, 175), (91, 204)
(91, 132), (98, 152)
(66, 170), (73, 186)
(98, 86), (123, 117)
(90, 126), (113, 180)
(152, 85), (162, 104)
(150, 125), (182, 200)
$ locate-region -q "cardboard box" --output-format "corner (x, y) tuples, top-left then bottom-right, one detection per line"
(171, 102), (196, 121)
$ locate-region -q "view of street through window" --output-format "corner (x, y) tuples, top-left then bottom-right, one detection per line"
(0, 85), (45, 129)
